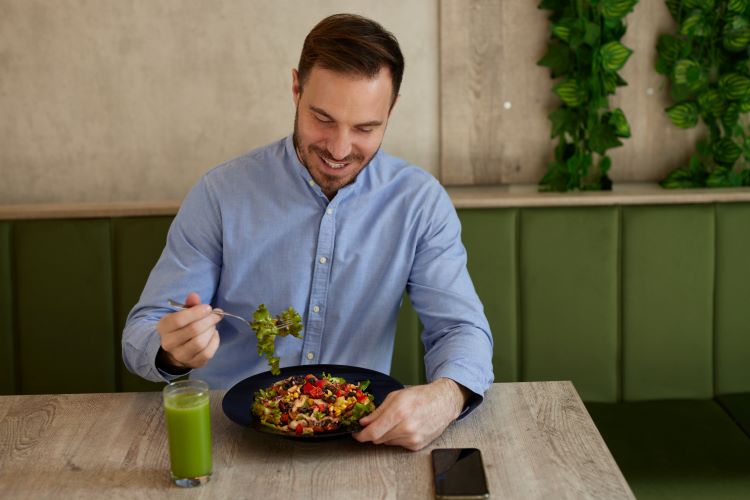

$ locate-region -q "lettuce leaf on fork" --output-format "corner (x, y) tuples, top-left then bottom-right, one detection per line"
(251, 304), (303, 375)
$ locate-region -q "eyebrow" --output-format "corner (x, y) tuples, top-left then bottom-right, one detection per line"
(309, 105), (383, 128)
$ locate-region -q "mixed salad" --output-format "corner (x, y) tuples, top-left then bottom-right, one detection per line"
(252, 373), (376, 435)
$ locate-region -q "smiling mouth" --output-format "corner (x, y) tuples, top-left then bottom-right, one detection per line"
(318, 153), (350, 170)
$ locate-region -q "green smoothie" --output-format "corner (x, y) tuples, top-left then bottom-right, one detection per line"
(163, 381), (212, 484)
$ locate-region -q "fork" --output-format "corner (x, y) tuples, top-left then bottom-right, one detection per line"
(167, 299), (294, 331)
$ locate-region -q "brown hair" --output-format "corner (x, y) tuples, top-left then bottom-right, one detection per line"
(297, 13), (404, 107)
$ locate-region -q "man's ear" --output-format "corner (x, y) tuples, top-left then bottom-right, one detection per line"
(292, 68), (301, 106)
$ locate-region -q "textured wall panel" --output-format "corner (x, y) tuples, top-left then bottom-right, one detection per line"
(14, 219), (115, 393)
(112, 216), (173, 392)
(459, 208), (517, 383)
(714, 204), (750, 394)
(520, 207), (619, 402)
(622, 205), (714, 400)
(0, 222), (14, 394)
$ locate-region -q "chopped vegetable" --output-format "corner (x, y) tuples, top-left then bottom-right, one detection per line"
(251, 304), (303, 375)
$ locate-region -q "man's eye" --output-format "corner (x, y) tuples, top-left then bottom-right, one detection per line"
(314, 115), (332, 124)
(358, 127), (373, 133)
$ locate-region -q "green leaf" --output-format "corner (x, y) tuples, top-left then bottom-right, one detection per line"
(549, 108), (572, 138)
(537, 42), (572, 78)
(739, 98), (750, 112)
(721, 102), (741, 130)
(600, 41), (633, 71)
(707, 167), (733, 187)
(607, 108), (631, 137)
(665, 0), (682, 21)
(551, 23), (572, 42)
(554, 79), (587, 107)
(599, 155), (613, 176)
(719, 73), (750, 100)
(684, 0), (715, 10)
(602, 71), (628, 93)
(583, 21), (601, 46)
(681, 11), (710, 37)
(601, 0), (637, 19)
(723, 16), (750, 52)
(697, 88), (726, 116)
(673, 59), (707, 91)
(729, 0), (749, 14)
(657, 34), (690, 65)
(713, 137), (743, 165)
(589, 123), (623, 153)
(666, 102), (699, 128)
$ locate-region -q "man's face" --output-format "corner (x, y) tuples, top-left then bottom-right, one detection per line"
(292, 65), (394, 199)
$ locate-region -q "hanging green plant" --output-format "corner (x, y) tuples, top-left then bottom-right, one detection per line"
(537, 0), (638, 192)
(658, 0), (750, 188)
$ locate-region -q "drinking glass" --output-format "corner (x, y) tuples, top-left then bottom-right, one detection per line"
(163, 379), (213, 487)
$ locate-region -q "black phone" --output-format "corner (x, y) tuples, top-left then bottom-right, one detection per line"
(431, 448), (490, 499)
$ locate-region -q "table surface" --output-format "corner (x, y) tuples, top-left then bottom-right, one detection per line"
(0, 381), (634, 499)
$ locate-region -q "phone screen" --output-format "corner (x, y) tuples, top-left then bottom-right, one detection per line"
(431, 448), (490, 499)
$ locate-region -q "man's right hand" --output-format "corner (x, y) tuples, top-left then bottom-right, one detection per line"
(156, 292), (221, 370)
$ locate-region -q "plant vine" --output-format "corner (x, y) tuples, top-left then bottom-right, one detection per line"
(538, 0), (638, 191)
(659, 0), (750, 187)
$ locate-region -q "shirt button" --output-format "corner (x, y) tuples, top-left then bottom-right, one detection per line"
(319, 256), (327, 264)
(326, 208), (333, 215)
(312, 305), (320, 313)
(308, 179), (315, 187)
(306, 352), (314, 360)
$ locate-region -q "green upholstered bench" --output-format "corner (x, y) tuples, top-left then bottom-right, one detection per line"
(2, 202), (750, 499)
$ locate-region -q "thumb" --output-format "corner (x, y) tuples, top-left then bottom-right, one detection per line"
(184, 292), (202, 307)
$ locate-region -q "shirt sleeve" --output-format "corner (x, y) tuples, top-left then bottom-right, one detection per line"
(406, 180), (494, 417)
(121, 175), (223, 383)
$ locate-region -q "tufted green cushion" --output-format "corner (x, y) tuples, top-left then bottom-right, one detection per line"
(715, 204), (750, 394)
(460, 208), (518, 383)
(112, 217), (174, 392)
(587, 400), (750, 499)
(0, 222), (13, 394)
(621, 205), (714, 401)
(391, 295), (424, 385)
(14, 219), (115, 394)
(519, 207), (619, 402)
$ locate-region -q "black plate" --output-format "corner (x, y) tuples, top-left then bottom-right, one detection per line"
(222, 364), (404, 439)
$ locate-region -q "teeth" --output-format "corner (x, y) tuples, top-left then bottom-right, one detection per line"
(322, 156), (347, 169)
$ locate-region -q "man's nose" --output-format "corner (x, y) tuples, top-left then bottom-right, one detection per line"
(327, 128), (352, 161)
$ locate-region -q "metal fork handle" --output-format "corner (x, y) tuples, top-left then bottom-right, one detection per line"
(167, 299), (292, 329)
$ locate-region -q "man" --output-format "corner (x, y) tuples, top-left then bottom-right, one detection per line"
(123, 13), (493, 451)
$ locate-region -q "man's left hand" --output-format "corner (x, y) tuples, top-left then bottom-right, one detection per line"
(352, 378), (469, 451)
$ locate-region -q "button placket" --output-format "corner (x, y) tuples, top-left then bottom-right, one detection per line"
(301, 201), (338, 364)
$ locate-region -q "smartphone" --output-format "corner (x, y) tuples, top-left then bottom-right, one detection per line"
(431, 448), (490, 499)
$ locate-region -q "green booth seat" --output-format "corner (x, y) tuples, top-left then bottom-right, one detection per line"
(718, 393), (750, 438)
(586, 400), (750, 500)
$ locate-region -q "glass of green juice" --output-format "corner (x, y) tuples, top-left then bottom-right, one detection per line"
(163, 379), (212, 487)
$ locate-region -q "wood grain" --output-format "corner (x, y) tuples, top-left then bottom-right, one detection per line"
(0, 383), (633, 499)
(439, 0), (703, 185)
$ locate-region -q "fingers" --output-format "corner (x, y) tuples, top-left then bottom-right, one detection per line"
(159, 303), (213, 335)
(156, 294), (222, 369)
(184, 292), (202, 307)
(186, 329), (220, 368)
(353, 391), (404, 443)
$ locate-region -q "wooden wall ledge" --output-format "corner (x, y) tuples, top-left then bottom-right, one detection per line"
(2, 183), (750, 219)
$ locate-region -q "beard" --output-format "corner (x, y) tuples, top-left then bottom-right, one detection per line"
(292, 107), (380, 198)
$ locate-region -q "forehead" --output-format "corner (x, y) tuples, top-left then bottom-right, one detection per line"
(301, 65), (393, 121)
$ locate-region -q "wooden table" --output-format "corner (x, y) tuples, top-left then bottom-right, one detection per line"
(0, 381), (634, 499)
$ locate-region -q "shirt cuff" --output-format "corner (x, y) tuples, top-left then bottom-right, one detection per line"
(155, 347), (192, 381)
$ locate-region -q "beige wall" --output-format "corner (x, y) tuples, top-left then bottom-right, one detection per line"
(0, 0), (438, 203)
(1, 0), (700, 204)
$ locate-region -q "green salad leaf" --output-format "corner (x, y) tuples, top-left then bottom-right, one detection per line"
(251, 304), (303, 375)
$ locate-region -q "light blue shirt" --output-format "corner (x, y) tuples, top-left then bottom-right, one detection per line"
(123, 135), (494, 404)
